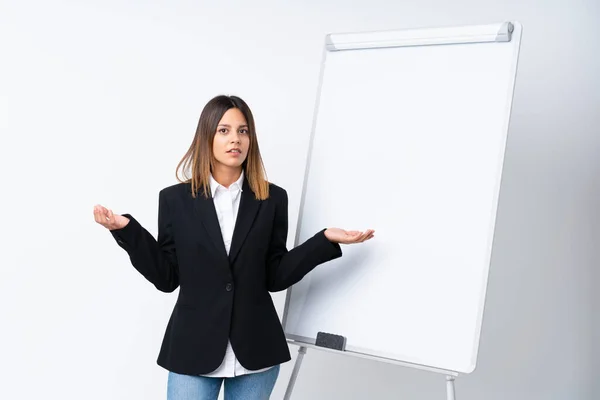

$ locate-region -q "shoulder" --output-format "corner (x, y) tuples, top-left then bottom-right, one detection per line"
(268, 181), (288, 202)
(159, 182), (189, 200)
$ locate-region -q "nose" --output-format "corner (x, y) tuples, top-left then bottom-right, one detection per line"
(230, 132), (241, 144)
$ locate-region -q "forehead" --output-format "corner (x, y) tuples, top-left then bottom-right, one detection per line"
(218, 108), (247, 125)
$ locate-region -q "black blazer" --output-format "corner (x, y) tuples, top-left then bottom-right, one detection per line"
(110, 177), (342, 375)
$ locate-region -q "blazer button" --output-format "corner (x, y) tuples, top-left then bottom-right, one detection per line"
(226, 283), (233, 292)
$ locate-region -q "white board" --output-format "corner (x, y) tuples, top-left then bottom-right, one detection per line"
(283, 22), (522, 374)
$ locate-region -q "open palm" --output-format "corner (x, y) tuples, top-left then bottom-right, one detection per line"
(324, 228), (374, 244)
(93, 204), (130, 231)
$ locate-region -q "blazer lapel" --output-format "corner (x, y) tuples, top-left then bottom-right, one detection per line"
(229, 177), (262, 264)
(192, 186), (229, 262)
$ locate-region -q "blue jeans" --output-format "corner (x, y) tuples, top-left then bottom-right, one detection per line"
(167, 365), (280, 400)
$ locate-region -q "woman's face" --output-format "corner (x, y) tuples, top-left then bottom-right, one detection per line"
(212, 108), (250, 171)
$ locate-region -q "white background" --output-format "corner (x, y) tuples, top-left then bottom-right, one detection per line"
(0, 1), (598, 399)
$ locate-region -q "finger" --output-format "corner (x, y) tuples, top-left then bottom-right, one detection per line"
(355, 230), (371, 242)
(106, 209), (113, 226)
(358, 229), (374, 242)
(93, 208), (101, 224)
(355, 231), (369, 242)
(94, 207), (106, 225)
(347, 232), (362, 242)
(100, 208), (111, 227)
(97, 212), (108, 227)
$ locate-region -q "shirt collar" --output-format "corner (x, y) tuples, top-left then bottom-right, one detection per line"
(209, 170), (245, 198)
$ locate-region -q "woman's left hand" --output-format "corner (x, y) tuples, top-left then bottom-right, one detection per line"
(324, 228), (375, 244)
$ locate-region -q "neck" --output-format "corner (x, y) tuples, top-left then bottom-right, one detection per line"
(212, 165), (243, 188)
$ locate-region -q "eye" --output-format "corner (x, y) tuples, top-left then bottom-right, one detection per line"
(218, 128), (228, 134)
(239, 128), (249, 134)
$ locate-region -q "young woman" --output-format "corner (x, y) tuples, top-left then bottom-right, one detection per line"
(93, 95), (374, 400)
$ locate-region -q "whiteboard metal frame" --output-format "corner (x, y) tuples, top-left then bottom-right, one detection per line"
(286, 338), (459, 377)
(325, 21), (515, 51)
(282, 20), (522, 396)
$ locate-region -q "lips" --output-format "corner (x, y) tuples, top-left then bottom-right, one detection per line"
(227, 148), (241, 153)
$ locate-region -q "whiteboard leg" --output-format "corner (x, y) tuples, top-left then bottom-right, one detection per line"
(446, 376), (456, 400)
(283, 346), (307, 400)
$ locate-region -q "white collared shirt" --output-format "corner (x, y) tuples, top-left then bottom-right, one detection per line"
(200, 170), (272, 377)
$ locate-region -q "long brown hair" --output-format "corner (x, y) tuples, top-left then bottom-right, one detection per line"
(176, 95), (270, 200)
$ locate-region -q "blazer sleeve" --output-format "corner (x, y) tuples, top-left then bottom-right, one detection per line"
(109, 189), (179, 293)
(266, 189), (342, 292)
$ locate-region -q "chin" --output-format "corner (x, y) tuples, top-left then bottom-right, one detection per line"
(217, 160), (245, 169)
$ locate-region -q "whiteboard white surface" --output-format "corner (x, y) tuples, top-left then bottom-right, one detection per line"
(283, 22), (522, 374)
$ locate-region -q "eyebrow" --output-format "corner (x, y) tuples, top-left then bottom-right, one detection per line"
(218, 124), (248, 128)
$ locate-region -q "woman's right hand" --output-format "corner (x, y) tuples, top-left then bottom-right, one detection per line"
(93, 204), (130, 231)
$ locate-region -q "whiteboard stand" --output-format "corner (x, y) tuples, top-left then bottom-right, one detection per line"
(283, 344), (460, 400)
(281, 19), (522, 400)
(446, 376), (456, 400)
(283, 346), (307, 400)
